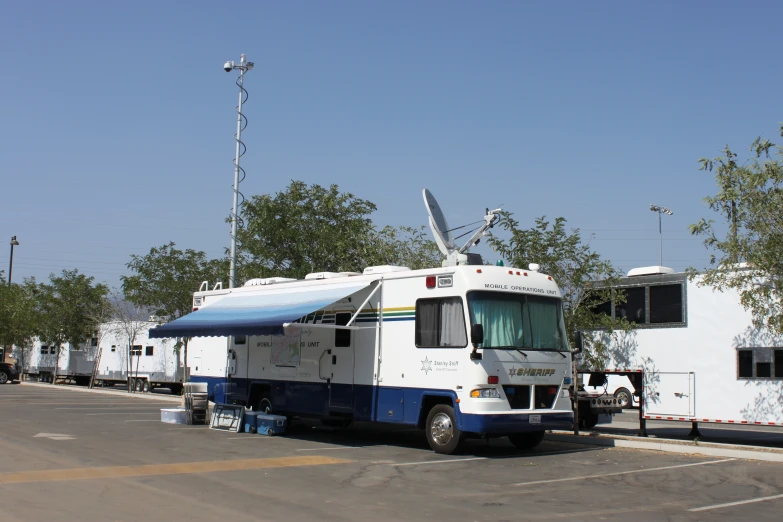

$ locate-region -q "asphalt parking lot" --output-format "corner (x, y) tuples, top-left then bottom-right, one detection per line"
(1, 384), (782, 521)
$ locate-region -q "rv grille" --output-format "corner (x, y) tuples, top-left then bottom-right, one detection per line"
(533, 385), (560, 409)
(503, 385), (531, 409)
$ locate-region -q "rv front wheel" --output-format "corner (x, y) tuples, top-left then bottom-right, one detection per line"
(508, 431), (545, 451)
(0, 371), (8, 384)
(425, 404), (463, 454)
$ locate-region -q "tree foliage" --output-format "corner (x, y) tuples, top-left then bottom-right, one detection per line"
(122, 242), (226, 320)
(36, 270), (109, 381)
(689, 124), (783, 334)
(487, 215), (631, 369)
(0, 278), (40, 367)
(367, 225), (443, 270)
(236, 181), (378, 280)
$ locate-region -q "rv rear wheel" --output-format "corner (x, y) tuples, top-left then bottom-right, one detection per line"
(614, 387), (632, 409)
(0, 371), (8, 384)
(425, 404), (464, 455)
(256, 395), (273, 414)
(508, 431), (545, 451)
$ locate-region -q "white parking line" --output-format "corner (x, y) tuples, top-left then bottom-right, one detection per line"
(56, 406), (163, 410)
(297, 446), (368, 451)
(689, 493), (783, 512)
(513, 458), (736, 486)
(124, 419), (161, 423)
(393, 457), (488, 467)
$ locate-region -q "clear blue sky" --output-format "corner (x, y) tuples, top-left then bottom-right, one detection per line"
(1, 1), (780, 289)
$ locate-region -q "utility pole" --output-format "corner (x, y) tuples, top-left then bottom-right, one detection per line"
(649, 205), (673, 266)
(223, 54), (254, 289)
(8, 236), (19, 286)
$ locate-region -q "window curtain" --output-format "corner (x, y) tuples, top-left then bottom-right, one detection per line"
(440, 298), (467, 346)
(523, 298), (564, 349)
(417, 300), (439, 346)
(470, 298), (523, 347)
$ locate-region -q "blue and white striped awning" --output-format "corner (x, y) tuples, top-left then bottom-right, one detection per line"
(148, 280), (371, 339)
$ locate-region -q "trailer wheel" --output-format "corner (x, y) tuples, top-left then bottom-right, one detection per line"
(425, 404), (464, 455)
(134, 379), (144, 393)
(257, 395), (273, 414)
(580, 409), (599, 429)
(614, 388), (632, 409)
(129, 378), (136, 392)
(142, 380), (151, 393)
(508, 431), (545, 451)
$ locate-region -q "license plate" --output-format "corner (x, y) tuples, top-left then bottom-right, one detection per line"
(529, 415), (541, 424)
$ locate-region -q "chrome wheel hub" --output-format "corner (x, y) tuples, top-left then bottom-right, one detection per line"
(430, 412), (453, 445)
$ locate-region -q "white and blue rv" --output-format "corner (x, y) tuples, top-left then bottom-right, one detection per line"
(149, 191), (576, 453)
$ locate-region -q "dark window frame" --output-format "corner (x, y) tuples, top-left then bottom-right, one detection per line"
(414, 296), (468, 349)
(590, 274), (688, 329)
(335, 312), (352, 347)
(737, 347), (783, 380)
(145, 346), (154, 357)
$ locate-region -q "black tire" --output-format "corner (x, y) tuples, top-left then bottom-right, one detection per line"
(614, 387), (632, 409)
(142, 380), (151, 393)
(508, 430), (545, 451)
(580, 409), (599, 429)
(425, 404), (464, 455)
(129, 378), (136, 392)
(256, 394), (273, 414)
(135, 379), (144, 393)
(0, 371), (8, 384)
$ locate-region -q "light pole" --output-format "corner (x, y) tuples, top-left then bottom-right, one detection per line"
(649, 205), (673, 266)
(8, 236), (19, 286)
(223, 54), (254, 289)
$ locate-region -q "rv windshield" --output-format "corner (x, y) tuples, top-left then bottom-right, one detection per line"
(467, 291), (569, 351)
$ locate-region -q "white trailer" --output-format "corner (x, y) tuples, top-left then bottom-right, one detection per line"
(151, 191), (580, 453)
(24, 339), (95, 385)
(587, 266), (783, 431)
(94, 321), (185, 394)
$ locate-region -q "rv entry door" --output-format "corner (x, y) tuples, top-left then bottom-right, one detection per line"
(645, 372), (695, 418)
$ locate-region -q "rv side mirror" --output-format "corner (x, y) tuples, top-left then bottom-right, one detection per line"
(471, 324), (484, 346)
(573, 331), (583, 354)
(470, 324), (484, 360)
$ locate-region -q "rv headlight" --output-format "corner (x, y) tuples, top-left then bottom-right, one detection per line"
(470, 388), (501, 399)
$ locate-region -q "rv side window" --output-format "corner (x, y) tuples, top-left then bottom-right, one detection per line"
(738, 350), (753, 378)
(335, 313), (351, 347)
(415, 297), (468, 348)
(615, 287), (646, 324)
(234, 335), (246, 345)
(145, 346), (154, 356)
(649, 284), (683, 324)
(40, 346), (48, 354)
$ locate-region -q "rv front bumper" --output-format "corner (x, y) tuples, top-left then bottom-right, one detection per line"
(458, 411), (573, 435)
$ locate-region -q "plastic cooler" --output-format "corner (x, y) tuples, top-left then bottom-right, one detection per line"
(256, 413), (287, 436)
(244, 411), (260, 433)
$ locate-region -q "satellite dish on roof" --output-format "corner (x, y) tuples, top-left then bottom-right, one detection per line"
(422, 188), (503, 266)
(423, 189), (456, 256)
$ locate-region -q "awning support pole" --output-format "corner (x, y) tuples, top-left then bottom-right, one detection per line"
(345, 281), (381, 327)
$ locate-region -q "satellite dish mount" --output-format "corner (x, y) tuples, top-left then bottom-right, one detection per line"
(422, 189), (501, 267)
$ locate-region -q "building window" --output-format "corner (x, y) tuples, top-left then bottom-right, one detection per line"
(738, 348), (783, 379)
(145, 346), (154, 356)
(415, 297), (468, 348)
(649, 284), (684, 324)
(50, 346), (56, 354)
(335, 312), (351, 347)
(131, 345), (142, 356)
(615, 287), (646, 324)
(111, 345), (116, 352)
(40, 346), (48, 354)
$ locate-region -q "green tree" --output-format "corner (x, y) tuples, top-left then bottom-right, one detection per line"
(689, 124), (783, 334)
(37, 270), (109, 383)
(0, 278), (40, 368)
(122, 243), (226, 382)
(487, 215), (631, 369)
(236, 181), (378, 280)
(367, 225), (443, 270)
